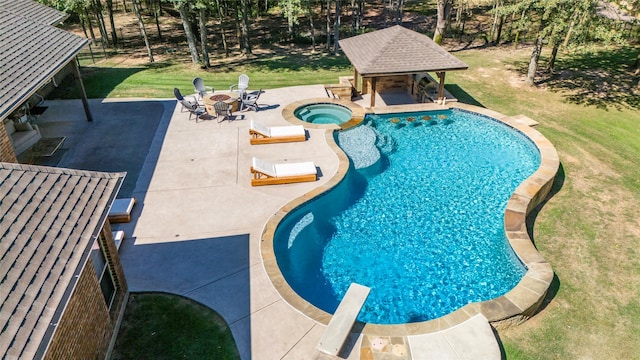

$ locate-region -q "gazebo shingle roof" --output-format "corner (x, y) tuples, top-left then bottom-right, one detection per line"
(0, 163), (124, 359)
(338, 25), (468, 76)
(0, 7), (87, 122)
(0, 0), (68, 26)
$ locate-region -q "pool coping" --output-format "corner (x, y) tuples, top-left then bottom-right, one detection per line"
(261, 100), (559, 336)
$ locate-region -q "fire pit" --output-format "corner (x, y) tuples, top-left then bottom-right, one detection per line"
(203, 92), (240, 113)
(209, 94), (231, 102)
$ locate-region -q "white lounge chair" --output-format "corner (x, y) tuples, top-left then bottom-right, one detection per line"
(250, 156), (317, 186)
(249, 120), (306, 145)
(108, 198), (136, 223)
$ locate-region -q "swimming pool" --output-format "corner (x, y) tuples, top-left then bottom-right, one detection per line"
(294, 103), (352, 125)
(273, 109), (542, 324)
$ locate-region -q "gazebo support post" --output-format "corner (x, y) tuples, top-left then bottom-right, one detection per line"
(370, 77), (377, 108)
(353, 69), (359, 93)
(436, 71), (446, 102)
(73, 58), (93, 122)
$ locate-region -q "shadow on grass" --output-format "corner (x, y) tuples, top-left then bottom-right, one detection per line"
(445, 84), (484, 107)
(508, 45), (640, 110)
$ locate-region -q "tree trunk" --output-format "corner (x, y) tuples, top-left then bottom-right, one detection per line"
(215, 0), (229, 57)
(132, 0), (154, 62)
(239, 0), (252, 54)
(287, 0), (294, 35)
(547, 42), (559, 73)
(433, 0), (452, 44)
(326, 0), (331, 50)
(80, 14), (89, 39)
(526, 21), (545, 86)
(199, 7), (210, 68)
(122, 0), (128, 12)
(308, 0), (316, 51)
(333, 0), (340, 54)
(84, 8), (97, 43)
(154, 0), (163, 40)
(105, 0), (118, 46)
(178, 2), (200, 64)
(495, 15), (504, 44)
(92, 0), (111, 47)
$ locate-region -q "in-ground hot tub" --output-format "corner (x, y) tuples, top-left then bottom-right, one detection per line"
(294, 103), (353, 125)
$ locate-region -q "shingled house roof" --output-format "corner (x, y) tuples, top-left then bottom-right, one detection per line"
(0, 7), (88, 122)
(0, 0), (68, 26)
(338, 25), (468, 76)
(0, 163), (125, 359)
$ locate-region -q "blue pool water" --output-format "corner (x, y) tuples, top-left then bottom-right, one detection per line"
(294, 103), (352, 124)
(274, 109), (541, 324)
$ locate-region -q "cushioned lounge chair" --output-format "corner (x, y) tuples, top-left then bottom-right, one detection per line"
(250, 157), (317, 186)
(249, 120), (306, 145)
(108, 198), (136, 223)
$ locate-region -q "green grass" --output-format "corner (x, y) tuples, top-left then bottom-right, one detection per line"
(54, 51), (352, 99)
(112, 293), (240, 360)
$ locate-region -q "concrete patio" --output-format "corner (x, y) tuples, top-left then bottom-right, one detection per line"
(27, 85), (502, 360)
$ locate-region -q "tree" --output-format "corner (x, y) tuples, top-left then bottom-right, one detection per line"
(434, 0), (453, 44)
(177, 1), (200, 64)
(239, 0), (252, 54)
(132, 0), (154, 62)
(197, 2), (210, 68)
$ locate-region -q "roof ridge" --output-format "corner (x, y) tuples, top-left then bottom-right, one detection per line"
(0, 162), (126, 179)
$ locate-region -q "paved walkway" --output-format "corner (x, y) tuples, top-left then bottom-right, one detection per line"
(32, 86), (502, 359)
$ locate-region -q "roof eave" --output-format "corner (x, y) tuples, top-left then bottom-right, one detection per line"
(359, 67), (469, 77)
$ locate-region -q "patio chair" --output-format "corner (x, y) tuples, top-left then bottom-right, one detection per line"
(250, 156), (317, 186)
(181, 98), (207, 121)
(240, 89), (262, 112)
(193, 77), (213, 101)
(174, 87), (198, 112)
(213, 101), (232, 122)
(230, 74), (249, 93)
(249, 120), (306, 145)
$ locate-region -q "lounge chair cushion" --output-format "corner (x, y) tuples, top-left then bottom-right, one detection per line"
(270, 125), (305, 138)
(108, 198), (136, 223)
(252, 157), (316, 177)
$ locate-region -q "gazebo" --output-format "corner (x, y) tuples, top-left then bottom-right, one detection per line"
(338, 25), (468, 107)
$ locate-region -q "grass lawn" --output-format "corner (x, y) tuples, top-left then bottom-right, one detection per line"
(111, 293), (240, 360)
(92, 43), (639, 359)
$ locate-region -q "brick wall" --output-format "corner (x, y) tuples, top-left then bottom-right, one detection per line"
(44, 225), (129, 360)
(0, 120), (18, 163)
(44, 260), (112, 360)
(100, 222), (128, 319)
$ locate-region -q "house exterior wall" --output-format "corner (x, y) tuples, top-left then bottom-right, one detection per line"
(43, 260), (112, 360)
(44, 224), (128, 360)
(0, 121), (18, 163)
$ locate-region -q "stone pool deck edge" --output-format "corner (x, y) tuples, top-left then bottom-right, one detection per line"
(261, 101), (559, 336)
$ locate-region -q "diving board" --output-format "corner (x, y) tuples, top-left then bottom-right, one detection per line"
(317, 283), (370, 356)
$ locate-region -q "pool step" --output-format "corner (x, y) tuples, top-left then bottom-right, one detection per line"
(317, 283), (370, 356)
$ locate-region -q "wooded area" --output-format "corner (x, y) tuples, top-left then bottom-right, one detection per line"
(42, 0), (639, 86)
